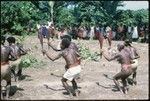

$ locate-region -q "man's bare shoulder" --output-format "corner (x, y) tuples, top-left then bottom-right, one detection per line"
(61, 48), (71, 55)
(1, 45), (11, 53)
(4, 45), (11, 50)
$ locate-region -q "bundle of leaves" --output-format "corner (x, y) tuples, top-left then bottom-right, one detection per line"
(78, 43), (99, 61)
(20, 54), (46, 68)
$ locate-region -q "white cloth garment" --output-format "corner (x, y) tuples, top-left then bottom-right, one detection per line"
(63, 65), (81, 81)
(132, 26), (138, 39)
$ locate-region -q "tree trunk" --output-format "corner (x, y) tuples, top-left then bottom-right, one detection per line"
(49, 1), (55, 23)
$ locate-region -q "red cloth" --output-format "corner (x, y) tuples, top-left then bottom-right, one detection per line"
(139, 31), (144, 37)
(109, 31), (113, 39)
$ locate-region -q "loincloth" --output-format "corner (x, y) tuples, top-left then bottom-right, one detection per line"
(121, 64), (132, 71)
(131, 59), (138, 71)
(1, 64), (11, 80)
(63, 65), (81, 81)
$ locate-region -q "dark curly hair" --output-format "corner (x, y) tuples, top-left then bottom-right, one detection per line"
(61, 38), (71, 49)
(7, 36), (16, 43)
(61, 35), (72, 41)
(117, 43), (124, 51)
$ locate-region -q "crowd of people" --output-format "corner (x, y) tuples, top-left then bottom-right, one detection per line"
(36, 21), (149, 43)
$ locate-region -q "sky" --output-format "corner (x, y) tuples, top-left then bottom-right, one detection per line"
(117, 1), (149, 10)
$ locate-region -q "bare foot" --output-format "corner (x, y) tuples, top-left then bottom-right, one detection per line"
(74, 90), (80, 97)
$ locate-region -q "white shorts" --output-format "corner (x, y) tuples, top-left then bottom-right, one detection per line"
(63, 65), (81, 81)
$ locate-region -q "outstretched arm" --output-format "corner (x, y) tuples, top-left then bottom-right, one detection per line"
(42, 50), (62, 61)
(134, 48), (140, 59)
(102, 49), (119, 61)
(17, 43), (27, 55)
(20, 46), (27, 55)
(48, 41), (61, 51)
(9, 47), (17, 61)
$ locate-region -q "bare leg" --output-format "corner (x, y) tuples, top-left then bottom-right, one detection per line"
(132, 71), (137, 85)
(47, 37), (50, 50)
(98, 36), (104, 58)
(6, 81), (11, 100)
(16, 63), (22, 81)
(38, 33), (44, 50)
(1, 86), (6, 100)
(6, 85), (10, 100)
(11, 69), (17, 82)
(17, 68), (22, 80)
(107, 37), (112, 49)
(61, 78), (73, 97)
(72, 79), (77, 90)
(122, 78), (128, 94)
(113, 72), (124, 93)
(113, 79), (123, 93)
(72, 79), (80, 96)
(17, 68), (22, 77)
(40, 37), (43, 50)
(1, 91), (3, 100)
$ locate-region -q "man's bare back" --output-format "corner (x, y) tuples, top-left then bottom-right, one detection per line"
(9, 44), (26, 58)
(102, 44), (132, 69)
(62, 48), (80, 68)
(124, 46), (140, 60)
(1, 45), (16, 64)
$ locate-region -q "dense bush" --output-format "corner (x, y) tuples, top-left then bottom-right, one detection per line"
(1, 1), (49, 35)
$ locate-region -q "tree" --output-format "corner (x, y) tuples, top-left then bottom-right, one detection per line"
(48, 1), (55, 23)
(1, 1), (148, 36)
(1, 1), (51, 35)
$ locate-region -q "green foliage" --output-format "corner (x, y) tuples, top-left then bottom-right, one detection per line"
(114, 9), (148, 26)
(1, 1), (49, 35)
(1, 1), (148, 36)
(78, 43), (99, 61)
(20, 54), (46, 68)
(114, 10), (134, 26)
(56, 7), (75, 27)
(134, 9), (149, 25)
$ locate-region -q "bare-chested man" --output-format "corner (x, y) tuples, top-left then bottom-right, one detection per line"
(102, 43), (133, 94)
(7, 36), (27, 81)
(48, 35), (80, 66)
(1, 35), (17, 99)
(124, 40), (140, 85)
(42, 38), (81, 97)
